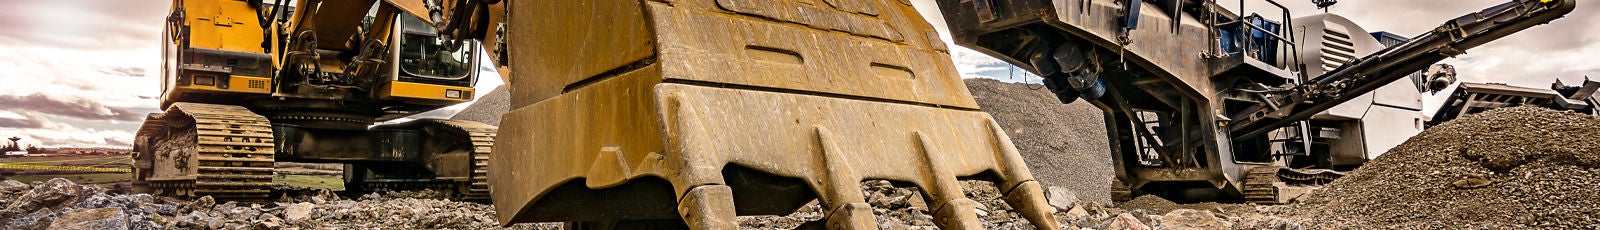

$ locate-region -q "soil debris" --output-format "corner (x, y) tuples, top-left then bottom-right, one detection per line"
(1283, 107), (1600, 229)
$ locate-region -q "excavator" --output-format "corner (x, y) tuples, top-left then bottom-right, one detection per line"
(411, 0), (1572, 228)
(135, 0), (496, 201)
(139, 0), (1570, 228)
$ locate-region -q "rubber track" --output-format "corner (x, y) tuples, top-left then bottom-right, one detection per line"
(464, 125), (494, 201)
(435, 119), (496, 201)
(1242, 166), (1282, 204)
(151, 103), (277, 201)
(1111, 179), (1134, 202)
(357, 119), (495, 202)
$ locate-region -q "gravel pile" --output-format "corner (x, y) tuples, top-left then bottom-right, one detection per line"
(1283, 107), (1600, 229)
(964, 78), (1114, 205)
(452, 85), (510, 126)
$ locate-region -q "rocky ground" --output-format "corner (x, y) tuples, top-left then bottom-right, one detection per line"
(738, 94), (1600, 229)
(739, 179), (1298, 229)
(8, 82), (1594, 229)
(0, 178), (559, 230)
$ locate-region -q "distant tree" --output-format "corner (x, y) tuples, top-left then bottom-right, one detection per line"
(25, 145), (38, 154)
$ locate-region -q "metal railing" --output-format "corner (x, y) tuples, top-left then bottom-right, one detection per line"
(1212, 0), (1307, 80)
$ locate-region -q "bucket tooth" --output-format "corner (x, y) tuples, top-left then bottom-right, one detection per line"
(676, 185), (738, 229)
(811, 128), (878, 229)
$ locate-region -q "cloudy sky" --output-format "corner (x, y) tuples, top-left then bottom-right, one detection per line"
(0, 0), (1592, 148)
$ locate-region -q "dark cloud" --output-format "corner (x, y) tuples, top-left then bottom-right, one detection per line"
(0, 94), (143, 122)
(0, 0), (168, 50)
(97, 66), (146, 77)
(101, 136), (130, 147)
(0, 114), (47, 129)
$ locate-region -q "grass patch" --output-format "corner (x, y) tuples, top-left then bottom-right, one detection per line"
(275, 174), (344, 191)
(5, 173), (131, 184)
(0, 155), (127, 165)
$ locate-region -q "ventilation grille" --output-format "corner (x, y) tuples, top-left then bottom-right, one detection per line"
(1320, 29), (1357, 72)
(248, 80), (266, 89)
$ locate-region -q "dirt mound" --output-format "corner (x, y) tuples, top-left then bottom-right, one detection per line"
(452, 85), (510, 126)
(1285, 107), (1600, 229)
(963, 78), (1113, 205)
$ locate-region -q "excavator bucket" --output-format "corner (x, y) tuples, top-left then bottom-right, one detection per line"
(490, 0), (1058, 228)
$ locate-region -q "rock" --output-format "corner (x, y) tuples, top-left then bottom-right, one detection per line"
(1065, 206), (1090, 220)
(0, 180), (26, 207)
(310, 189), (340, 204)
(908, 191), (927, 209)
(206, 216), (226, 229)
(150, 213), (171, 227)
(1270, 219), (1305, 230)
(7, 208), (56, 229)
(1160, 209), (1231, 230)
(182, 196), (215, 214)
(1451, 175), (1492, 189)
(129, 194), (155, 204)
(1048, 186), (1081, 211)
(1097, 213), (1149, 230)
(46, 207), (127, 230)
(144, 202), (178, 216)
(168, 211), (211, 229)
(7, 178), (86, 213)
(284, 202), (314, 221)
(0, 180), (31, 193)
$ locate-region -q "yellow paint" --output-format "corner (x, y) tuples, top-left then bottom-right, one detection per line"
(227, 75), (273, 94)
(177, 0), (267, 54)
(382, 81), (473, 102)
(175, 75), (273, 95)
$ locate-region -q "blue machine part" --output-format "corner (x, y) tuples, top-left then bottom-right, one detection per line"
(1217, 14), (1283, 65)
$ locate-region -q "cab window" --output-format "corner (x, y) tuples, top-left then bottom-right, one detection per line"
(398, 14), (472, 80)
